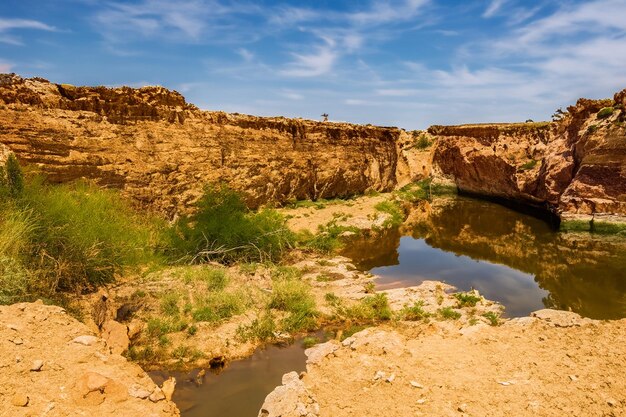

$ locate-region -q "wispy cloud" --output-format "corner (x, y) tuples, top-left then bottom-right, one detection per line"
(281, 44), (338, 77)
(0, 18), (56, 45)
(483, 0), (509, 18)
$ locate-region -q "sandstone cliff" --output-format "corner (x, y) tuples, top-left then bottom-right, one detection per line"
(1, 73), (625, 222)
(0, 74), (403, 215)
(431, 90), (626, 221)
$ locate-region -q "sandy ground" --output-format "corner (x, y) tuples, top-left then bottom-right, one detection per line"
(262, 310), (626, 417)
(282, 194), (391, 234)
(0, 301), (180, 417)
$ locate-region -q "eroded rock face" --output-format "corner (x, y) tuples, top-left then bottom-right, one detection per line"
(0, 74), (400, 215)
(431, 89), (626, 218)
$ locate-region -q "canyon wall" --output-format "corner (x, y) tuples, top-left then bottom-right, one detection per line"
(1, 73), (625, 221)
(430, 91), (626, 220)
(0, 74), (407, 216)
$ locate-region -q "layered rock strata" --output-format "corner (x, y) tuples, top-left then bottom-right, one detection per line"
(0, 74), (403, 215)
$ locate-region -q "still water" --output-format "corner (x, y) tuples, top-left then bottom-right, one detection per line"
(150, 340), (307, 417)
(344, 196), (626, 319)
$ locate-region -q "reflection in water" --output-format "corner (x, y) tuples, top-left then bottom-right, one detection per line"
(344, 197), (626, 319)
(150, 341), (307, 417)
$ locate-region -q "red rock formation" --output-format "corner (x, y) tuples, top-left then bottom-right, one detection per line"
(431, 89), (626, 220)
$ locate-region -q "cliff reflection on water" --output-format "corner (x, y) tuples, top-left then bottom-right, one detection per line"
(343, 197), (626, 319)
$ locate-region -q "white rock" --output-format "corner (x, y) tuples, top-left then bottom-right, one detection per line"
(385, 373), (396, 383)
(72, 335), (98, 346)
(373, 371), (385, 381)
(305, 341), (339, 366)
(128, 384), (151, 399)
(410, 381), (424, 389)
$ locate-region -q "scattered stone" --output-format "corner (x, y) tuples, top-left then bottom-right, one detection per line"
(127, 319), (143, 340)
(305, 341), (339, 365)
(607, 398), (617, 407)
(128, 384), (152, 399)
(7, 323), (19, 331)
(386, 373), (396, 383)
(417, 399), (427, 405)
(149, 388), (166, 403)
(257, 372), (319, 417)
(72, 335), (98, 346)
(11, 393), (29, 407)
(162, 377), (176, 402)
(497, 381), (514, 386)
(410, 381), (424, 389)
(101, 320), (130, 355)
(373, 371), (385, 381)
(569, 375), (578, 382)
(85, 372), (109, 393)
(10, 337), (24, 345)
(458, 403), (468, 413)
(30, 360), (44, 371)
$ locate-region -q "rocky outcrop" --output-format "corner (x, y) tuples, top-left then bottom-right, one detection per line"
(0, 74), (400, 215)
(0, 301), (180, 416)
(431, 89), (626, 220)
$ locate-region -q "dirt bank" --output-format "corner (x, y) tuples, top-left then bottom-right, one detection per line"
(261, 310), (626, 417)
(0, 301), (180, 417)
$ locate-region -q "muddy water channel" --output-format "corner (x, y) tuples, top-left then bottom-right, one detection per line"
(344, 196), (626, 319)
(150, 340), (308, 417)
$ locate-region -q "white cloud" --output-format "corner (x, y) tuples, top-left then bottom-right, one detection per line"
(237, 48), (254, 62)
(348, 0), (430, 25)
(0, 18), (56, 45)
(281, 45), (338, 77)
(483, 0), (508, 18)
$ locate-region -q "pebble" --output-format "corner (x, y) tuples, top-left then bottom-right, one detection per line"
(373, 371), (385, 381)
(11, 394), (29, 407)
(568, 375), (578, 382)
(497, 381), (513, 386)
(410, 381), (424, 389)
(72, 335), (98, 346)
(10, 337), (24, 345)
(417, 399), (427, 405)
(607, 398), (617, 407)
(458, 403), (468, 413)
(149, 388), (165, 403)
(30, 360), (44, 372)
(386, 373), (396, 383)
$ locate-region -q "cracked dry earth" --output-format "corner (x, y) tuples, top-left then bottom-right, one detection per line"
(0, 302), (179, 417)
(261, 310), (626, 417)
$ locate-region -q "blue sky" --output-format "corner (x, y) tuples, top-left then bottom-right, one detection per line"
(1, 0), (626, 129)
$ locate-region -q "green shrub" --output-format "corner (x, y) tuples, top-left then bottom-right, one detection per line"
(482, 311), (500, 326)
(20, 179), (161, 293)
(398, 301), (430, 321)
(269, 279), (318, 332)
(0, 154), (24, 198)
(236, 311), (277, 342)
(374, 200), (404, 228)
(302, 336), (319, 349)
(345, 293), (392, 322)
(454, 292), (481, 307)
(298, 220), (359, 254)
(414, 134), (431, 150)
(170, 184), (295, 264)
(520, 159), (538, 171)
(587, 124), (599, 134)
(437, 307), (461, 320)
(192, 291), (246, 322)
(597, 107), (614, 119)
